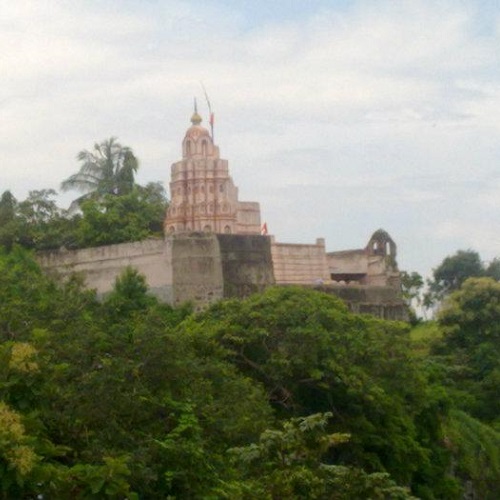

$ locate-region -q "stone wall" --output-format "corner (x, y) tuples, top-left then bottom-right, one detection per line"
(36, 234), (406, 320)
(37, 239), (173, 302)
(271, 238), (330, 284)
(168, 233), (224, 307)
(217, 234), (275, 298)
(327, 249), (367, 275)
(37, 234), (275, 310)
(236, 201), (261, 234)
(303, 284), (409, 321)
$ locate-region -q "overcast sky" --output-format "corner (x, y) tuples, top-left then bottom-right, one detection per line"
(1, 0), (500, 278)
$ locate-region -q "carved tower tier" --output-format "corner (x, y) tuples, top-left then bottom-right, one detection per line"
(164, 108), (261, 235)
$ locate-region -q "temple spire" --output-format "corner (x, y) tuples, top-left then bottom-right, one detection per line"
(191, 98), (202, 125)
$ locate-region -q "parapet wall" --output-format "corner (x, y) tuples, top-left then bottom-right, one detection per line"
(302, 284), (409, 321)
(217, 234), (275, 298)
(271, 238), (329, 284)
(37, 234), (275, 310)
(327, 249), (367, 275)
(37, 239), (173, 302)
(236, 201), (261, 234)
(36, 234), (406, 320)
(168, 233), (224, 307)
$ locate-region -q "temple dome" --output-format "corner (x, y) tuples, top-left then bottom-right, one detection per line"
(185, 111), (211, 141)
(185, 124), (210, 140)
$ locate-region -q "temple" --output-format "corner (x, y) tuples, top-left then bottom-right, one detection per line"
(38, 107), (408, 320)
(165, 107), (261, 235)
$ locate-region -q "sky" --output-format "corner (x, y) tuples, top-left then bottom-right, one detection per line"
(1, 0), (500, 279)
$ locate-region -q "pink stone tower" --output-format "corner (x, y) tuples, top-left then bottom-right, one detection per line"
(164, 105), (261, 234)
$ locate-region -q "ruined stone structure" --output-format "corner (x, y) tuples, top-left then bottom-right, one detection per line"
(38, 109), (408, 320)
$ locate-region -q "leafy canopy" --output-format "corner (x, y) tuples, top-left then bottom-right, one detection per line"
(61, 137), (139, 208)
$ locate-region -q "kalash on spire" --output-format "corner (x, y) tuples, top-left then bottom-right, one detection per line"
(164, 101), (262, 235)
(190, 98), (203, 125)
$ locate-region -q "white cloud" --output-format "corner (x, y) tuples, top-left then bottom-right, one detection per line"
(0, 0), (499, 277)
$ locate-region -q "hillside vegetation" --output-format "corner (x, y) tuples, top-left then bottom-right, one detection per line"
(1, 143), (499, 498)
(0, 247), (499, 499)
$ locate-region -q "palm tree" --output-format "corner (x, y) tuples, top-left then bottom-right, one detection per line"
(61, 137), (139, 207)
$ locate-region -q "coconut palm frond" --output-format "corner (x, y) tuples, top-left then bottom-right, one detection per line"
(61, 137), (139, 206)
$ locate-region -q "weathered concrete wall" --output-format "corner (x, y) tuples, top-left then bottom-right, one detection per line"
(168, 233), (224, 308)
(327, 249), (367, 275)
(37, 234), (275, 310)
(217, 234), (275, 298)
(36, 234), (406, 321)
(37, 239), (173, 302)
(236, 201), (261, 234)
(271, 238), (330, 284)
(308, 284), (409, 321)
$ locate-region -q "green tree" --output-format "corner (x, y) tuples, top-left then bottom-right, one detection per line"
(0, 191), (19, 250)
(0, 190), (80, 251)
(444, 409), (500, 500)
(485, 257), (500, 281)
(61, 137), (138, 208)
(0, 182), (167, 251)
(181, 286), (455, 495)
(74, 186), (167, 247)
(17, 189), (78, 250)
(18, 189), (59, 225)
(0, 191), (16, 225)
(436, 277), (500, 423)
(426, 250), (484, 306)
(401, 271), (424, 322)
(0, 246), (61, 341)
(221, 413), (415, 499)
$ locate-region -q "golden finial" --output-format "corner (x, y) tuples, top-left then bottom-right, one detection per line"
(191, 97), (202, 125)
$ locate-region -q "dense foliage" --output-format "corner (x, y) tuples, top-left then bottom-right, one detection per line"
(423, 250), (500, 308)
(434, 278), (500, 424)
(61, 137), (139, 207)
(0, 183), (168, 251)
(0, 137), (168, 251)
(0, 246), (498, 498)
(1, 141), (499, 497)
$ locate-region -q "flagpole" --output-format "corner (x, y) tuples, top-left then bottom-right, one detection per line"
(200, 82), (214, 142)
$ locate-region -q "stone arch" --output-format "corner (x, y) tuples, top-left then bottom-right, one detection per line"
(366, 229), (397, 259)
(224, 225), (232, 234)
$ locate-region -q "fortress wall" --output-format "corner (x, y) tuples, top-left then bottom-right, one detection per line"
(365, 255), (391, 286)
(297, 284), (409, 321)
(37, 239), (173, 302)
(37, 234), (275, 311)
(36, 234), (407, 321)
(327, 249), (367, 274)
(217, 234), (275, 298)
(168, 233), (224, 308)
(236, 201), (261, 234)
(271, 238), (330, 284)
